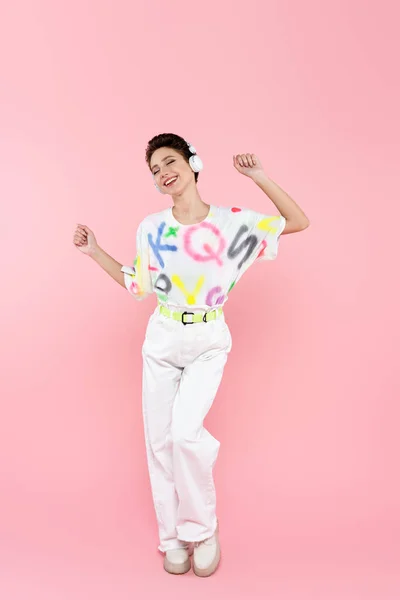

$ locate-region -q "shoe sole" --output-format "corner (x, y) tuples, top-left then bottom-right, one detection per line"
(193, 543), (221, 577)
(164, 556), (191, 575)
(193, 521), (221, 578)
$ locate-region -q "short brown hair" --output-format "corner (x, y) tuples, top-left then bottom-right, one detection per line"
(145, 133), (199, 183)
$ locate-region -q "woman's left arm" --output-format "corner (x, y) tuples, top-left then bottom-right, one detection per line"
(234, 154), (310, 234)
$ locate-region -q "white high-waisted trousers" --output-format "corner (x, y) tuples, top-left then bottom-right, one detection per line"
(141, 305), (232, 552)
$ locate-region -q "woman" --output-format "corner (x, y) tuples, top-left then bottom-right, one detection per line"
(73, 133), (309, 577)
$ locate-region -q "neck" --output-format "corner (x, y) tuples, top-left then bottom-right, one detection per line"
(171, 185), (208, 217)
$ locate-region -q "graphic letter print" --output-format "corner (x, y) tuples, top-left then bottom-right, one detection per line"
(205, 286), (225, 306)
(129, 280), (140, 294)
(257, 216), (280, 233)
(227, 225), (258, 269)
(126, 256), (141, 294)
(164, 226), (179, 238)
(257, 240), (267, 258)
(148, 222), (178, 268)
(171, 275), (205, 305)
(154, 274), (172, 294)
(184, 222), (226, 266)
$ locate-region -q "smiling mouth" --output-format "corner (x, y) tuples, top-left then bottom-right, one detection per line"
(164, 176), (178, 188)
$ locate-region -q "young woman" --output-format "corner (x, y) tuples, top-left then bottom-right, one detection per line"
(73, 133), (309, 577)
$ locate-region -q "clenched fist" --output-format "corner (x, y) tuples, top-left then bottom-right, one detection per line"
(73, 224), (98, 256)
(233, 154), (265, 180)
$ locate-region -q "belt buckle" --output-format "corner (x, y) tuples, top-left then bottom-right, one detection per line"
(182, 311), (194, 325)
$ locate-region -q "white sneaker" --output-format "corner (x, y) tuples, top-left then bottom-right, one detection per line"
(164, 547), (191, 575)
(193, 523), (221, 577)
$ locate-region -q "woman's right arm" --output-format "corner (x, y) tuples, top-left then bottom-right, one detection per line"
(73, 224), (125, 287)
(90, 246), (125, 287)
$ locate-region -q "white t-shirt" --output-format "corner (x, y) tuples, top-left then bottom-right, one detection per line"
(121, 205), (286, 309)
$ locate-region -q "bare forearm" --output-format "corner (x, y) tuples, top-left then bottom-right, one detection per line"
(90, 246), (125, 287)
(252, 173), (309, 233)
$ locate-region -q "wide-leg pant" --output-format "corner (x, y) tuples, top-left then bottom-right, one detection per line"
(141, 306), (232, 553)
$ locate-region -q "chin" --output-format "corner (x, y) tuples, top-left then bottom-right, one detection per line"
(168, 184), (186, 197)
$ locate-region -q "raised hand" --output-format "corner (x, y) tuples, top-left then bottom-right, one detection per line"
(233, 153), (265, 180)
(73, 224), (98, 256)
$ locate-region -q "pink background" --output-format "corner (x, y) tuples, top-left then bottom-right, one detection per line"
(1, 1), (399, 598)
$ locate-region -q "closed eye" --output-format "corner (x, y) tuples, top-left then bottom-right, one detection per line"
(152, 158), (175, 176)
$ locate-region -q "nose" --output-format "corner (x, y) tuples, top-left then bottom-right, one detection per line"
(161, 168), (173, 182)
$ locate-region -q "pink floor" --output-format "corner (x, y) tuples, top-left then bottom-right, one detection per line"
(1, 517), (398, 600)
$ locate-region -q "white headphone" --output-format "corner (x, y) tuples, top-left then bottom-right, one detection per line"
(153, 140), (203, 193)
(187, 143), (204, 173)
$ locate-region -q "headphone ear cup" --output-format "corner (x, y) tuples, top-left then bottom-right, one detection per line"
(153, 177), (165, 194)
(189, 154), (203, 173)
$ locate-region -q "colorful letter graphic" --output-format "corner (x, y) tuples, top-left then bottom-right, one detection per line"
(154, 273), (172, 295)
(126, 256), (143, 296)
(205, 286), (225, 306)
(171, 275), (205, 305)
(227, 225), (258, 269)
(129, 281), (140, 295)
(148, 222), (178, 268)
(164, 226), (179, 238)
(134, 255), (142, 284)
(257, 216), (280, 233)
(257, 240), (267, 258)
(184, 222), (226, 266)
